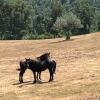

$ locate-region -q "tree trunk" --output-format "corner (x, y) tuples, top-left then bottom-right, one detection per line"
(66, 31), (71, 40)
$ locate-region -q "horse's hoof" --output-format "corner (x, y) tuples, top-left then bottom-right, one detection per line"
(33, 81), (36, 84)
(49, 79), (53, 82)
(48, 80), (51, 82)
(19, 80), (23, 83)
(20, 82), (23, 84)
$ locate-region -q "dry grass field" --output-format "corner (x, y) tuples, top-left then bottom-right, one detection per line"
(0, 32), (100, 100)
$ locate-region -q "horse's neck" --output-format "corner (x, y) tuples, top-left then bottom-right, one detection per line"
(46, 58), (52, 63)
(42, 58), (50, 65)
(41, 60), (46, 65)
(29, 60), (35, 65)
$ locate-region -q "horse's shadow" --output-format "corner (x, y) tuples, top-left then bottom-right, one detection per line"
(13, 81), (32, 85)
(13, 80), (51, 88)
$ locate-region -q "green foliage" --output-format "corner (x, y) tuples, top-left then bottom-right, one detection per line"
(0, 0), (33, 39)
(22, 33), (54, 40)
(51, 0), (63, 21)
(0, 32), (18, 40)
(32, 0), (52, 34)
(74, 0), (95, 33)
(0, 0), (100, 40)
(96, 13), (100, 31)
(53, 12), (82, 40)
(98, 20), (100, 31)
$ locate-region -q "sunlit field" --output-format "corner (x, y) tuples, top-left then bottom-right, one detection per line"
(0, 32), (100, 100)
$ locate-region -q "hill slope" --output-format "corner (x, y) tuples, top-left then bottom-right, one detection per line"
(0, 32), (100, 100)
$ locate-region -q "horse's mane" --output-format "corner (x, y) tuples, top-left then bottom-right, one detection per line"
(36, 52), (50, 61)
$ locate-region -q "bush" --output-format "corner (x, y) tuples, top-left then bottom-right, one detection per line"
(53, 12), (82, 40)
(0, 32), (18, 40)
(22, 33), (54, 40)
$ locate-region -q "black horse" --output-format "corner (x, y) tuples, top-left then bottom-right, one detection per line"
(25, 57), (56, 83)
(17, 60), (27, 83)
(36, 53), (56, 80)
(17, 53), (56, 83)
(17, 60), (42, 83)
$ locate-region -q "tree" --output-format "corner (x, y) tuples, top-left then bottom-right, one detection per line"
(0, 0), (99, 40)
(10, 0), (33, 39)
(53, 12), (82, 40)
(32, 0), (52, 34)
(0, 0), (12, 32)
(0, 0), (34, 39)
(96, 13), (100, 31)
(74, 0), (95, 33)
(60, 0), (67, 5)
(50, 0), (63, 28)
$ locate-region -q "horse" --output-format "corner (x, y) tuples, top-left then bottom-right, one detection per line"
(36, 53), (56, 80)
(17, 59), (46, 83)
(17, 60), (27, 83)
(36, 52), (50, 61)
(17, 52), (56, 83)
(25, 57), (55, 83)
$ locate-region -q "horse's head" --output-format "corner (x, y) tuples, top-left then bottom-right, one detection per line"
(36, 52), (50, 61)
(25, 58), (32, 67)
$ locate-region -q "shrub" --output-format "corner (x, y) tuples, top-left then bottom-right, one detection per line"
(53, 12), (82, 40)
(22, 33), (54, 40)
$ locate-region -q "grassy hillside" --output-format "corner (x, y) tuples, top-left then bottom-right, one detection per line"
(0, 32), (100, 100)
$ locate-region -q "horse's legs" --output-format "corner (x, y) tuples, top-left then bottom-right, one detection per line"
(53, 62), (56, 74)
(36, 72), (39, 80)
(19, 69), (26, 83)
(49, 72), (52, 82)
(39, 72), (41, 80)
(51, 71), (53, 81)
(52, 72), (53, 81)
(36, 72), (41, 80)
(48, 69), (53, 82)
(33, 72), (36, 83)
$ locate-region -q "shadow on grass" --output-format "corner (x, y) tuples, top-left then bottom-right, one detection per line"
(49, 39), (75, 44)
(13, 80), (53, 88)
(12, 81), (32, 85)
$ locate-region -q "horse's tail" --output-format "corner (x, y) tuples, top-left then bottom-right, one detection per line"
(16, 61), (23, 71)
(52, 60), (56, 74)
(16, 68), (20, 71)
(17, 60), (28, 71)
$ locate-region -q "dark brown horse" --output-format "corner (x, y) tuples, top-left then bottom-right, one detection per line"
(36, 52), (56, 79)
(17, 53), (56, 83)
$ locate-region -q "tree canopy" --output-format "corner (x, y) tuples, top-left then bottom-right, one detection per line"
(0, 0), (99, 40)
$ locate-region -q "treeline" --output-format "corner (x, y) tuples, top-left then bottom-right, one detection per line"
(0, 0), (100, 40)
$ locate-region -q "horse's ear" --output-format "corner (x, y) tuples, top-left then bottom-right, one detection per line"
(36, 57), (40, 60)
(48, 52), (50, 55)
(29, 58), (31, 60)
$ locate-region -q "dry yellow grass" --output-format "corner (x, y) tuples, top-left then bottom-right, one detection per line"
(0, 32), (100, 100)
